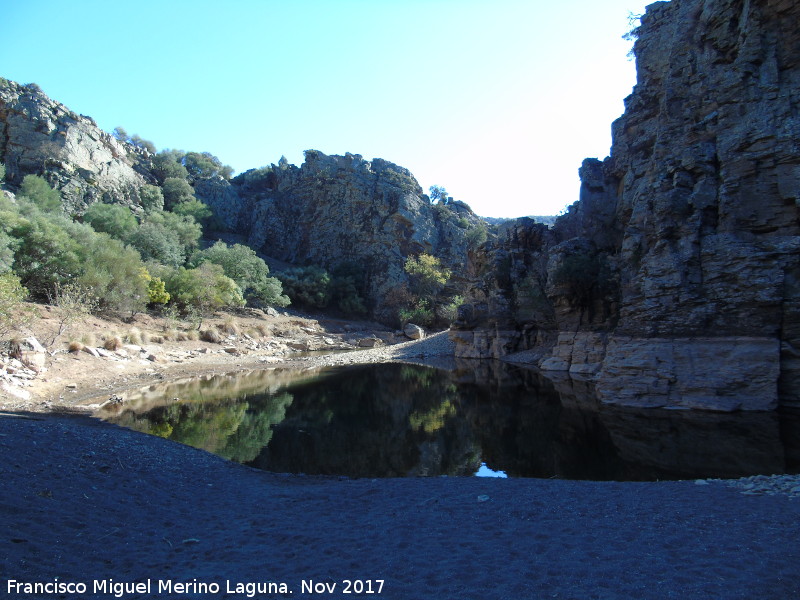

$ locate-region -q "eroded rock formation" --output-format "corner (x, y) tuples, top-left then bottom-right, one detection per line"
(0, 79), (149, 213)
(452, 0), (800, 410)
(199, 151), (482, 322)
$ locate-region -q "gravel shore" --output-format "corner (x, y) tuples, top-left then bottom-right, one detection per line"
(1, 411), (799, 600)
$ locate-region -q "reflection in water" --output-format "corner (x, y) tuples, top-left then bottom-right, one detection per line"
(476, 463), (508, 478)
(97, 362), (800, 481)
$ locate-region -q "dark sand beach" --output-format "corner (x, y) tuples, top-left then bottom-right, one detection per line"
(1, 411), (798, 600)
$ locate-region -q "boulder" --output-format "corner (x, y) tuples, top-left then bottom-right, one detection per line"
(403, 324), (425, 340)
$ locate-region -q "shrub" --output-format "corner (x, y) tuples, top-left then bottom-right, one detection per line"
(276, 266), (330, 309)
(127, 221), (185, 267)
(139, 185), (164, 213)
(437, 295), (463, 324)
(0, 163), (5, 180)
(183, 151), (234, 180)
(83, 203), (137, 240)
(191, 241), (289, 307)
(163, 263), (245, 313)
(404, 253), (450, 298)
(19, 175), (61, 213)
(145, 211), (202, 256)
(0, 273), (29, 339)
(147, 276), (170, 305)
(172, 198), (212, 224)
(10, 211), (85, 298)
(398, 299), (435, 328)
(76, 233), (149, 316)
(162, 177), (195, 209)
(152, 150), (188, 185)
(465, 222), (488, 249)
(103, 336), (123, 351)
(44, 282), (98, 348)
(200, 328), (222, 343)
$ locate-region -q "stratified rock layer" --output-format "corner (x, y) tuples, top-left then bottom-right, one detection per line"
(452, 0), (800, 410)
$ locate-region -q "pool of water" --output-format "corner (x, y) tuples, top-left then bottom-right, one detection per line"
(96, 361), (800, 481)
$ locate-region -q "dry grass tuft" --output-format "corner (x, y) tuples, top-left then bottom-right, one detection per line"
(219, 316), (240, 336)
(200, 328), (223, 343)
(103, 336), (123, 351)
(68, 340), (84, 353)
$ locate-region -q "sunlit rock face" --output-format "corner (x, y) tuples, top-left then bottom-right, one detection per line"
(452, 0), (800, 410)
(0, 79), (149, 214)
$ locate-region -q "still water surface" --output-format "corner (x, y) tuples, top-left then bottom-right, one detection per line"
(97, 362), (800, 481)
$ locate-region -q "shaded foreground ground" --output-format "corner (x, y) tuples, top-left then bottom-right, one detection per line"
(1, 412), (798, 600)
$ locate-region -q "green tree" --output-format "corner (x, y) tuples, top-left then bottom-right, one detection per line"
(465, 222), (488, 249)
(190, 241), (289, 307)
(162, 177), (196, 209)
(112, 126), (129, 142)
(19, 175), (61, 213)
(163, 263), (245, 312)
(404, 253), (451, 298)
(127, 221), (185, 267)
(147, 211), (202, 256)
(429, 185), (450, 205)
(184, 151), (234, 180)
(0, 163), (6, 181)
(77, 232), (148, 316)
(139, 184), (164, 213)
(152, 150), (188, 184)
(83, 203), (137, 240)
(0, 232), (18, 273)
(172, 198), (212, 224)
(10, 212), (84, 298)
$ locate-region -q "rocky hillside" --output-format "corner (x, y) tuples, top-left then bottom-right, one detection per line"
(452, 0), (800, 411)
(197, 151), (483, 322)
(0, 78), (484, 323)
(0, 79), (149, 213)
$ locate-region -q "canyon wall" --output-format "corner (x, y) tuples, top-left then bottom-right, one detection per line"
(452, 0), (800, 410)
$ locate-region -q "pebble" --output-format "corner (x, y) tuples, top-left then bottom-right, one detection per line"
(711, 474), (800, 498)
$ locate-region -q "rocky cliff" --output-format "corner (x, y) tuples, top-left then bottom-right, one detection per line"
(0, 77), (482, 323)
(0, 79), (149, 213)
(198, 151), (483, 322)
(452, 0), (800, 411)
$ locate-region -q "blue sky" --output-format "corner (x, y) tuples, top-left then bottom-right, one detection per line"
(2, 0), (653, 218)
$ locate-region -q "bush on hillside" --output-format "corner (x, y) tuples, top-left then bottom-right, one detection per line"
(191, 241), (289, 307)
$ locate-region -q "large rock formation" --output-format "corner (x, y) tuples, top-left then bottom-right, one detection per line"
(452, 0), (800, 411)
(0, 77), (482, 323)
(0, 79), (149, 213)
(198, 151), (483, 322)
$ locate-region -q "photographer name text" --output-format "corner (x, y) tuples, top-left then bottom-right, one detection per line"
(6, 577), (385, 597)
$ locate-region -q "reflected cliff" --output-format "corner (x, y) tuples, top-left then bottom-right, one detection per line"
(97, 362), (799, 481)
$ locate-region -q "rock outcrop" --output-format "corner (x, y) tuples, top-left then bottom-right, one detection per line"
(0, 79), (149, 214)
(198, 151), (483, 322)
(452, 0), (800, 411)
